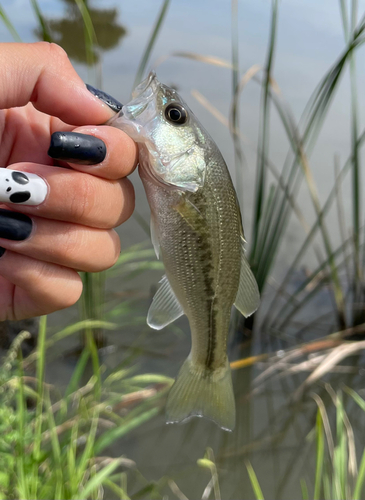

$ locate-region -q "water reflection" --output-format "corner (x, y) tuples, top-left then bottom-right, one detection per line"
(35, 0), (126, 64)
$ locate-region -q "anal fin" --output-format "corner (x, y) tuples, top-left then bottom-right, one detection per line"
(147, 275), (184, 330)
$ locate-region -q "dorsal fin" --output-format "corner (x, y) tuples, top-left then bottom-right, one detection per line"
(234, 238), (260, 317)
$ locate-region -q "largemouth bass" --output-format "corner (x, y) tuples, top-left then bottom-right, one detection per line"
(110, 72), (260, 431)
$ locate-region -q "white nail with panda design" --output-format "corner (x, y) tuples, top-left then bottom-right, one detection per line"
(0, 170), (48, 206)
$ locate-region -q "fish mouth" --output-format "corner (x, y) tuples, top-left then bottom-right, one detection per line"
(120, 71), (159, 121)
(107, 72), (160, 141)
(132, 71), (157, 99)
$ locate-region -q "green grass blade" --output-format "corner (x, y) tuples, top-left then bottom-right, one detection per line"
(344, 386), (365, 410)
(133, 0), (170, 89)
(74, 0), (98, 68)
(45, 389), (64, 499)
(15, 351), (29, 500)
(335, 392), (347, 499)
(339, 0), (349, 39)
(230, 0), (245, 204)
(51, 320), (117, 344)
(339, 0), (362, 323)
(94, 407), (159, 454)
(75, 409), (99, 489)
(65, 348), (90, 397)
(264, 146), (354, 328)
(30, 0), (52, 42)
(300, 479), (309, 500)
(245, 461), (264, 500)
(0, 4), (22, 41)
(30, 315), (47, 499)
(103, 478), (131, 500)
(251, 0), (279, 265)
(314, 409), (324, 500)
(250, 15), (365, 303)
(77, 459), (122, 499)
(349, 2), (361, 282)
(35, 316), (47, 401)
(67, 421), (79, 496)
(354, 450), (365, 500)
(85, 326), (101, 399)
(80, 271), (106, 398)
(274, 233), (353, 330)
(257, 83), (346, 321)
(23, 320), (118, 368)
(323, 471), (331, 500)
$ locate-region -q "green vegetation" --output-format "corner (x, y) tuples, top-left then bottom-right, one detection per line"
(0, 0), (365, 498)
(242, 389), (365, 500)
(0, 318), (172, 499)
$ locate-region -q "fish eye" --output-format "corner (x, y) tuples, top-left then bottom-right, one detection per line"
(164, 103), (188, 125)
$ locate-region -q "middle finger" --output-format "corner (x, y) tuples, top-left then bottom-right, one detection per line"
(48, 126), (138, 180)
(0, 209), (121, 272)
(0, 163), (135, 228)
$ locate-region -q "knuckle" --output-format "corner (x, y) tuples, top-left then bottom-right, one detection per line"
(84, 231), (120, 272)
(47, 42), (70, 63)
(118, 179), (135, 224)
(34, 42), (70, 65)
(39, 262), (82, 309)
(58, 228), (80, 264)
(69, 177), (95, 223)
(109, 230), (121, 268)
(60, 279), (83, 309)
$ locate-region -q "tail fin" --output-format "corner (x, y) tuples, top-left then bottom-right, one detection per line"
(166, 356), (235, 431)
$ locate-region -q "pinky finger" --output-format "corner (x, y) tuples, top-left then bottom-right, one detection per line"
(0, 251), (82, 320)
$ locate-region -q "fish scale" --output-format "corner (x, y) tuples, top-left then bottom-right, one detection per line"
(109, 72), (260, 431)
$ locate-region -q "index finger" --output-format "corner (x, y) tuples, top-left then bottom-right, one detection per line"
(0, 42), (115, 125)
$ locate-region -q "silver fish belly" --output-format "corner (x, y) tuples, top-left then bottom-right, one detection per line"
(109, 72), (260, 431)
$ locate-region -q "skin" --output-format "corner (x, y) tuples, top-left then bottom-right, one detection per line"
(0, 42), (138, 320)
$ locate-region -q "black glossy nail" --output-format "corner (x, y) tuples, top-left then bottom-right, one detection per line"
(86, 84), (123, 113)
(0, 210), (33, 241)
(0, 247), (5, 258)
(48, 132), (107, 165)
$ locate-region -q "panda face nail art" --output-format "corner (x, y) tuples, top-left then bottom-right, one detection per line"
(0, 170), (48, 206)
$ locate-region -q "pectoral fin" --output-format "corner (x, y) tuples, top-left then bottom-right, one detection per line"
(147, 275), (184, 330)
(161, 146), (206, 192)
(234, 239), (260, 317)
(174, 195), (206, 233)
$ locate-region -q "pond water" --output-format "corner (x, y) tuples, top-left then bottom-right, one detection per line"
(2, 0), (365, 498)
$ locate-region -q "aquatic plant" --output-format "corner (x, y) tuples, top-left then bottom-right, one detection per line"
(244, 388), (365, 500)
(0, 319), (171, 500)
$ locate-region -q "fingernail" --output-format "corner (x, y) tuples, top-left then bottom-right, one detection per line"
(0, 210), (33, 241)
(86, 84), (123, 113)
(0, 247), (5, 258)
(0, 170), (47, 206)
(48, 132), (107, 165)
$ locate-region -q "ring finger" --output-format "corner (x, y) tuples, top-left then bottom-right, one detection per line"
(0, 163), (135, 228)
(0, 209), (121, 272)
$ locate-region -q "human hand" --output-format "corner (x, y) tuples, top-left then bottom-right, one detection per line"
(0, 42), (137, 320)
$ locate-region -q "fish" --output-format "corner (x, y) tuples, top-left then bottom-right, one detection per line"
(109, 72), (260, 431)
